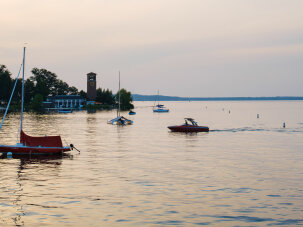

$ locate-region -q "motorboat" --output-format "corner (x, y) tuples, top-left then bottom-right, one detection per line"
(0, 47), (72, 155)
(168, 118), (209, 132)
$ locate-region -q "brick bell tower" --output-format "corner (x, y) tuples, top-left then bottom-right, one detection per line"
(87, 72), (97, 101)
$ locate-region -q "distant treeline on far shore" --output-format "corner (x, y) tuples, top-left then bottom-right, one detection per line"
(132, 94), (303, 101)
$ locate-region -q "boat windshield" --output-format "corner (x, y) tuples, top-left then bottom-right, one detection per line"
(184, 118), (198, 126)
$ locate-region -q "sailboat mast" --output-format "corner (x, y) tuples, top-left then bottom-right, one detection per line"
(20, 47), (26, 133)
(118, 71), (121, 117)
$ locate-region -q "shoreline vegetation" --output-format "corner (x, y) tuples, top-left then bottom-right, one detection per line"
(0, 64), (134, 113)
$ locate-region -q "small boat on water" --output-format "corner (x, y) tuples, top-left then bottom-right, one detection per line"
(108, 71), (133, 125)
(107, 116), (133, 125)
(168, 118), (209, 132)
(153, 104), (169, 113)
(129, 110), (136, 115)
(0, 47), (72, 155)
(58, 108), (73, 113)
(0, 131), (71, 154)
(153, 90), (169, 113)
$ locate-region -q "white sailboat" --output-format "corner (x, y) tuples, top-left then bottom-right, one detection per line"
(153, 90), (169, 113)
(107, 71), (133, 125)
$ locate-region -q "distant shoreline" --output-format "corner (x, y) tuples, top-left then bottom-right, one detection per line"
(132, 94), (303, 101)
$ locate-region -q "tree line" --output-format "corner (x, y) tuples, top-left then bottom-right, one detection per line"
(0, 64), (133, 112)
(95, 88), (134, 110)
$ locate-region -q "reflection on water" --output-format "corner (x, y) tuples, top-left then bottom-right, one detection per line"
(0, 154), (74, 226)
(0, 101), (303, 226)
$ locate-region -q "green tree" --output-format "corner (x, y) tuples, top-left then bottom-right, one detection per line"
(30, 68), (59, 98)
(68, 86), (79, 95)
(34, 79), (49, 99)
(24, 79), (35, 103)
(96, 88), (114, 105)
(1, 65), (34, 105)
(79, 90), (87, 99)
(55, 79), (69, 95)
(0, 65), (13, 102)
(116, 88), (134, 110)
(30, 68), (79, 98)
(104, 89), (114, 105)
(11, 78), (22, 104)
(31, 94), (44, 113)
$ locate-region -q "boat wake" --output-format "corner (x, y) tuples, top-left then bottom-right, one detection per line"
(211, 127), (265, 132)
(211, 127), (303, 133)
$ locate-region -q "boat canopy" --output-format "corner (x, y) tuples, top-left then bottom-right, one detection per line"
(20, 130), (63, 147)
(184, 118), (198, 126)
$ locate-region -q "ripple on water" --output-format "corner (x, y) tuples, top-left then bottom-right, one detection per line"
(194, 222), (211, 226)
(153, 220), (185, 225)
(213, 215), (274, 223)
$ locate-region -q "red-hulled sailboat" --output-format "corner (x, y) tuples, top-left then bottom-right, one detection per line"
(168, 118), (209, 132)
(0, 47), (72, 155)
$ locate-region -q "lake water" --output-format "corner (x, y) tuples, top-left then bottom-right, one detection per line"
(0, 101), (303, 226)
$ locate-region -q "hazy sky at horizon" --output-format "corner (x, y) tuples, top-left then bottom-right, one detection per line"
(1, 0), (303, 97)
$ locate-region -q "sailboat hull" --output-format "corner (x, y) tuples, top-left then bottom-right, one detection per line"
(0, 145), (70, 155)
(153, 109), (169, 113)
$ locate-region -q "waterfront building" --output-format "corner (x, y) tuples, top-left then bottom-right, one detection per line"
(44, 95), (86, 111)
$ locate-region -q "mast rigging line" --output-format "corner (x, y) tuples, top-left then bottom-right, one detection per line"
(0, 63), (23, 131)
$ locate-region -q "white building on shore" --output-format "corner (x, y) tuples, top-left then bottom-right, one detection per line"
(44, 95), (86, 111)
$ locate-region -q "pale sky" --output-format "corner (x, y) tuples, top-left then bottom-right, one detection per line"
(1, 0), (303, 97)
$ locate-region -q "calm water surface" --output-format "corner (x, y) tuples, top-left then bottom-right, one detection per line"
(0, 101), (303, 226)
